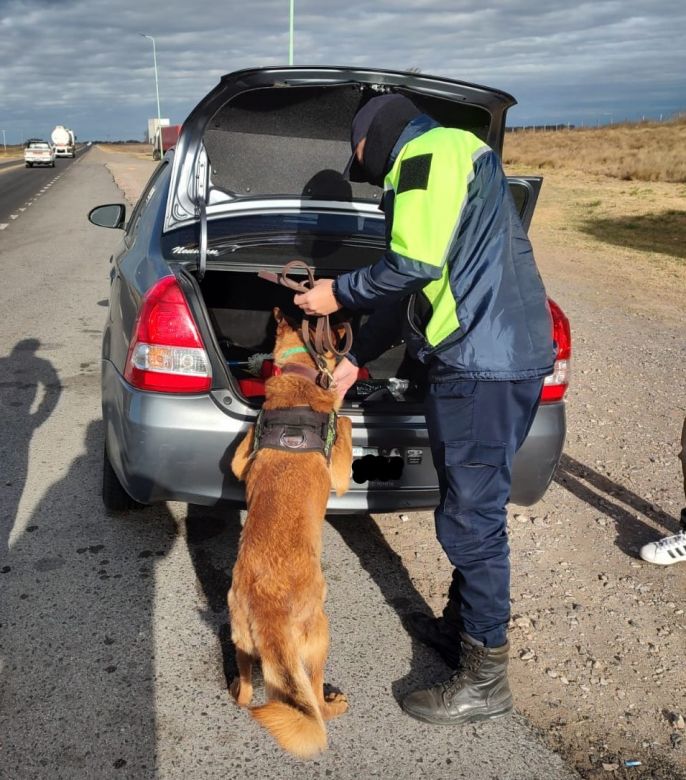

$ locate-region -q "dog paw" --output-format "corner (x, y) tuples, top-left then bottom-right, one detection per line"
(229, 677), (252, 707)
(321, 690), (348, 719)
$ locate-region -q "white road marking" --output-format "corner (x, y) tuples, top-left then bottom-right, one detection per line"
(10, 214), (18, 220)
(19, 207), (25, 212)
(0, 223), (8, 230)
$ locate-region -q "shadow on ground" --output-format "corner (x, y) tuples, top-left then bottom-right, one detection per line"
(329, 514), (450, 701)
(0, 421), (178, 778)
(580, 209), (686, 260)
(0, 338), (61, 552)
(554, 453), (681, 556)
(185, 503), (242, 688)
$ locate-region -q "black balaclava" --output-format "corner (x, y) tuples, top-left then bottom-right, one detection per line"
(344, 94), (421, 187)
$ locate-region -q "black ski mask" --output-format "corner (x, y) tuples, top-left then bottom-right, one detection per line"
(344, 94), (421, 187)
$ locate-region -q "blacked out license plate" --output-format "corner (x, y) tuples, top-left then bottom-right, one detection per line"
(351, 447), (404, 484)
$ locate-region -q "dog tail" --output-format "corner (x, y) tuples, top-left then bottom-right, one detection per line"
(250, 642), (326, 759)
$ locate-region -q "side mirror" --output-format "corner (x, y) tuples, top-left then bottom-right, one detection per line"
(88, 203), (126, 229)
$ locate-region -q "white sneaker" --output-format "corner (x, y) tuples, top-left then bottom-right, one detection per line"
(640, 530), (686, 565)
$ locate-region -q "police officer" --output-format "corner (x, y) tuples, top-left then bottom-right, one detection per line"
(294, 94), (555, 725)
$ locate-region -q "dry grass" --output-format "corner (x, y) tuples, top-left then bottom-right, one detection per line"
(98, 143), (154, 160)
(0, 145), (24, 160)
(503, 118), (686, 266)
(504, 116), (686, 183)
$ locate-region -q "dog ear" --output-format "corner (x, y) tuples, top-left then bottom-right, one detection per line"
(231, 425), (256, 481)
(329, 415), (353, 496)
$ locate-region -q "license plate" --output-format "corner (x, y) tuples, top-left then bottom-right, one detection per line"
(352, 449), (404, 484)
(352, 447), (379, 458)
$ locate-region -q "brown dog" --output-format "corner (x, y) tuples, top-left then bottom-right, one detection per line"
(228, 309), (353, 758)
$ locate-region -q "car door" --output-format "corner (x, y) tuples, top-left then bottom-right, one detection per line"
(507, 176), (542, 232)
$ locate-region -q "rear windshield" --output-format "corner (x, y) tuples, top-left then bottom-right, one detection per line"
(203, 84), (492, 204)
(28, 142), (50, 149)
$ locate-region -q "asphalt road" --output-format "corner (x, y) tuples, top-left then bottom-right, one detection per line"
(0, 148), (87, 228)
(0, 148), (578, 780)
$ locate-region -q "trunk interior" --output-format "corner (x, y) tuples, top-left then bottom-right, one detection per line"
(198, 268), (426, 409)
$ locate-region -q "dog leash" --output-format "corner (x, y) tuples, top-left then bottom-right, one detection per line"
(257, 261), (353, 386)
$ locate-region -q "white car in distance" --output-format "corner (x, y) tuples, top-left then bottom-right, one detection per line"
(24, 140), (56, 168)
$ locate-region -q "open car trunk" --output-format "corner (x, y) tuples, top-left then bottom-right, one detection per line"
(165, 67), (542, 411)
(198, 267), (426, 409)
(179, 175), (543, 411)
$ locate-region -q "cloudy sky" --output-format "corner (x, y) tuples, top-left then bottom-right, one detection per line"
(1, 0), (684, 143)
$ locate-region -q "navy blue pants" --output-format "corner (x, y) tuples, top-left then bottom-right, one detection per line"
(424, 378), (543, 648)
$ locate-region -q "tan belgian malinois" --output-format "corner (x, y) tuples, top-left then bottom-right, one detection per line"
(229, 308), (353, 758)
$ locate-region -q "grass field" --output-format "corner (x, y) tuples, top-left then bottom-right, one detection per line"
(504, 116), (686, 183)
(0, 145), (24, 160)
(504, 118), (686, 264)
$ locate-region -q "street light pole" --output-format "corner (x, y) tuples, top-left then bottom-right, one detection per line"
(140, 33), (163, 159)
(1, 129), (6, 151)
(289, 0), (295, 65)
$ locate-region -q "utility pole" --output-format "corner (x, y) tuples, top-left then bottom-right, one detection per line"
(289, 0), (295, 65)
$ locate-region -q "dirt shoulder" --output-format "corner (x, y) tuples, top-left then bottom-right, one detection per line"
(101, 148), (685, 780)
(518, 168), (685, 327)
(98, 148), (156, 206)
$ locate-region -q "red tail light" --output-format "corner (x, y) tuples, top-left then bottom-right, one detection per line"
(541, 298), (571, 403)
(124, 276), (212, 393)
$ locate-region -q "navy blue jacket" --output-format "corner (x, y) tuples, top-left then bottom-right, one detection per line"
(335, 116), (556, 381)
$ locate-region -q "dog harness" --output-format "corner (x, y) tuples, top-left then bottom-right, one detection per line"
(252, 407), (338, 460)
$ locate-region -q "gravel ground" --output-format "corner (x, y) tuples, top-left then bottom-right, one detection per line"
(107, 157), (686, 779)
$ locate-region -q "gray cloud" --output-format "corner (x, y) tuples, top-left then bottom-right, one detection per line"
(0, 0), (683, 142)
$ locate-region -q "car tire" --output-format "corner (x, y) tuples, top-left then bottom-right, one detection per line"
(51, 161), (55, 167)
(26, 162), (32, 168)
(102, 446), (146, 512)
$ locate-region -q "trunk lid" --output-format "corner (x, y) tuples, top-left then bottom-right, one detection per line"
(165, 66), (516, 232)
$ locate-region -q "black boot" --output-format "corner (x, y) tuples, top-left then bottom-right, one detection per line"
(403, 612), (462, 668)
(401, 633), (512, 725)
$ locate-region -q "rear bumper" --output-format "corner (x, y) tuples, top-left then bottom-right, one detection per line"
(511, 399), (566, 505)
(102, 360), (565, 512)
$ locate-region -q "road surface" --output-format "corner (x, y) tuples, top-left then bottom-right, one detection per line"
(0, 148), (86, 230)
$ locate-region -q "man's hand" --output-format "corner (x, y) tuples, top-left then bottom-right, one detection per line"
(294, 279), (342, 316)
(333, 357), (359, 400)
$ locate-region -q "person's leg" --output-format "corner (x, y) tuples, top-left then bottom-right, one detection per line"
(423, 380), (477, 632)
(424, 379), (542, 645)
(404, 380), (476, 667)
(403, 378), (543, 724)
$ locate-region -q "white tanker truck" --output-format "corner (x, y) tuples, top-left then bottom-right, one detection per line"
(51, 125), (76, 158)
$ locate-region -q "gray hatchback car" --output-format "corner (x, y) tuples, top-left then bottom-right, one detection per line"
(89, 66), (570, 514)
